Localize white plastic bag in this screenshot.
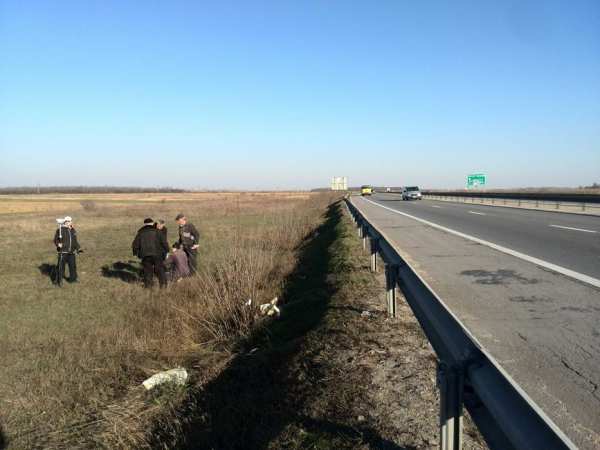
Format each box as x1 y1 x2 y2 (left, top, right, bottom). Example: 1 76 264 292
142 367 188 390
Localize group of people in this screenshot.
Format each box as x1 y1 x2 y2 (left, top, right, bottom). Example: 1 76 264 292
53 213 200 289
131 213 200 288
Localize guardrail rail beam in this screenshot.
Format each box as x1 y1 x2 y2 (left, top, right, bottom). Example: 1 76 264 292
343 197 575 450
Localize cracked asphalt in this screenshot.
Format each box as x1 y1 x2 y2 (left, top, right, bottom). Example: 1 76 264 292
352 195 600 450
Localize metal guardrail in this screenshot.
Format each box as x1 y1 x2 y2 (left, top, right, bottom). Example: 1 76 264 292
344 197 576 450
421 194 600 212
380 190 600 212
422 190 600 203
387 191 600 213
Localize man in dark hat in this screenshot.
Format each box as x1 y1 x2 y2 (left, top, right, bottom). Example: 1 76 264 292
175 213 200 274
132 218 169 288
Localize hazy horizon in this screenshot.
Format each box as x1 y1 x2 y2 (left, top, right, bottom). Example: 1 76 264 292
1 1 598 189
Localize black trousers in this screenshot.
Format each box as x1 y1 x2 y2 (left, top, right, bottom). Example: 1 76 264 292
142 256 167 288
185 248 198 274
56 252 77 285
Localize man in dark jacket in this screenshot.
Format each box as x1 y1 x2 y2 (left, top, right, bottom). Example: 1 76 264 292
175 213 200 274
53 216 80 286
132 218 169 289
155 219 168 261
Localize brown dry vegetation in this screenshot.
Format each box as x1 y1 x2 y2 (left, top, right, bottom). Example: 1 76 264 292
0 191 338 449
0 192 312 215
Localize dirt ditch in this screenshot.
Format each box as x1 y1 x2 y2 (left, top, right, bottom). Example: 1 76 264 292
177 203 486 450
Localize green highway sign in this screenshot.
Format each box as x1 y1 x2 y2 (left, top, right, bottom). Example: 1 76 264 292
467 173 486 188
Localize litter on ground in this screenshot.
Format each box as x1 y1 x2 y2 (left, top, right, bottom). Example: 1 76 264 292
142 367 188 390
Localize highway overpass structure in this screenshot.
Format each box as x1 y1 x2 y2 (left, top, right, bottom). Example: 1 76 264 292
348 193 599 450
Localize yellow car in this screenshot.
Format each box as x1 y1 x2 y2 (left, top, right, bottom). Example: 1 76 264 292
361 185 373 196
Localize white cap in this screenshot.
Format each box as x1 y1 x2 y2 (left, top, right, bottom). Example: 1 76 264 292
64 216 73 222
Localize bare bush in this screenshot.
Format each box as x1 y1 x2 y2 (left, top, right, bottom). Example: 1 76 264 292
0 191 340 449
80 200 97 211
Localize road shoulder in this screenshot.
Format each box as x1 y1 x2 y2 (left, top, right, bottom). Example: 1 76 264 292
351 195 600 450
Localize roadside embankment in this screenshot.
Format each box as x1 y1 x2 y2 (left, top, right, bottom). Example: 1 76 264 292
175 201 486 449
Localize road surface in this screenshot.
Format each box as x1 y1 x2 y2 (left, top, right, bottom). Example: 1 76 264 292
371 193 600 281
351 193 600 450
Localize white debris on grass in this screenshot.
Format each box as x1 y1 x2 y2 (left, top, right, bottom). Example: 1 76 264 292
142 367 188 390
259 296 280 317
361 310 372 317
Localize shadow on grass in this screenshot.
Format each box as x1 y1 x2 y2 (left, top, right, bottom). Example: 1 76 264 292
101 260 142 283
0 422 5 450
38 263 56 283
172 202 406 450
296 416 406 450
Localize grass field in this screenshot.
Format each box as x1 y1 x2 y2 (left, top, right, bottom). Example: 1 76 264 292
0 191 338 449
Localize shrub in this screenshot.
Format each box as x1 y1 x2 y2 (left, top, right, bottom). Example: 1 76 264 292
80 200 97 211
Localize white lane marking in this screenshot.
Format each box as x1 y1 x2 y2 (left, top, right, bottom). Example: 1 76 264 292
431 205 442 208
354 199 579 450
468 211 486 216
549 224 597 234
361 197 600 289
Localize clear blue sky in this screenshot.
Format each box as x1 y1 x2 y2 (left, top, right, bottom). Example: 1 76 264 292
1 1 598 189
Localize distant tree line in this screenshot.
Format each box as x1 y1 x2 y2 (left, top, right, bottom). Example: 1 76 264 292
583 182 600 189
0 186 187 194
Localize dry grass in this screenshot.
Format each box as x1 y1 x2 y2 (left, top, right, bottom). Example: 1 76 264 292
0 191 338 449
0 192 313 215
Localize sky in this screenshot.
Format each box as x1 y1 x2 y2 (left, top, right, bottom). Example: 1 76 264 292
1 0 599 190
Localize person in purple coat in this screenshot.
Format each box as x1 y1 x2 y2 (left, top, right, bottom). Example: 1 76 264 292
164 243 191 281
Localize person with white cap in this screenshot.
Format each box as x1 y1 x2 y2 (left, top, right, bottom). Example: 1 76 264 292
53 216 81 286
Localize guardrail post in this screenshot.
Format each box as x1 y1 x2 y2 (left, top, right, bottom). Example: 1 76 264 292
349 206 356 223
357 220 363 238
582 203 586 212
556 201 560 210
370 237 379 272
362 227 368 251
385 264 397 318
437 362 464 450
518 199 521 206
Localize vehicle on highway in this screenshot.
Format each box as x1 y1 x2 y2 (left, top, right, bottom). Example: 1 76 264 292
402 186 422 200
361 185 373 196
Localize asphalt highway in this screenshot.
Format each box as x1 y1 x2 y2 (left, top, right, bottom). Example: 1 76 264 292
369 193 600 282
352 194 600 449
